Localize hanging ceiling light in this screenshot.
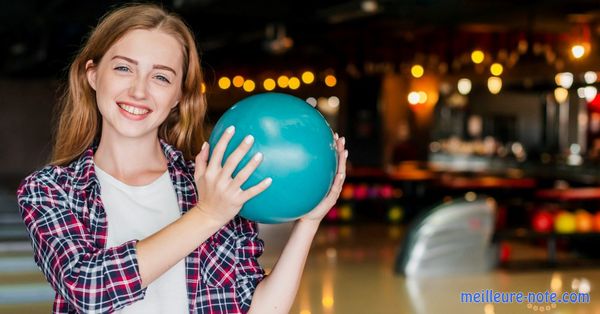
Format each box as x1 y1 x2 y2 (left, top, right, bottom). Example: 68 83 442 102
554 87 569 103
554 72 574 89
457 78 472 95
487 77 502 94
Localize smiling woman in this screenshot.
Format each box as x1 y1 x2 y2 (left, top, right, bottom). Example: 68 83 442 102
51 4 205 167
15 3 347 314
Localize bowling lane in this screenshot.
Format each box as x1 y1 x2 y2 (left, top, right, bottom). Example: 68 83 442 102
2 223 600 313
259 223 600 314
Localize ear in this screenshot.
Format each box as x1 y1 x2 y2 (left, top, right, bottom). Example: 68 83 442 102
172 93 181 109
85 60 97 91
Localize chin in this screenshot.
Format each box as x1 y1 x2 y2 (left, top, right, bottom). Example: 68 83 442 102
110 125 156 140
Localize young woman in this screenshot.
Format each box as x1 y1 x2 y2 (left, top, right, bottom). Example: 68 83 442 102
16 4 347 313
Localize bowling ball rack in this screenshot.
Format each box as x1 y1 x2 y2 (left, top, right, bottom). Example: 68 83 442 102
329 166 438 224
495 229 600 266
494 186 600 268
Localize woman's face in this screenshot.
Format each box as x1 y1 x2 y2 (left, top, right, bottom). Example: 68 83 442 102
86 29 184 140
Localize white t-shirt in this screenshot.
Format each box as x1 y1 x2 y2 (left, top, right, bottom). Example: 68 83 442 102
95 165 188 314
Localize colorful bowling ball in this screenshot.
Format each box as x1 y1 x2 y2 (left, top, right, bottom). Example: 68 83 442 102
499 242 511 263
367 185 380 199
594 212 600 232
326 206 339 221
379 184 393 199
575 209 593 233
554 211 576 234
353 184 369 200
531 210 554 233
208 93 337 223
340 184 354 200
339 204 353 221
388 206 404 223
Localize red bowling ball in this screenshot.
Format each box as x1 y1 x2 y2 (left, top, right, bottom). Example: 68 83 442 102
531 210 554 233
575 209 594 233
593 212 600 232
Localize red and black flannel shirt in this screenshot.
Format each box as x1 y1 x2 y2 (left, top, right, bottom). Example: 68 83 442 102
16 139 265 313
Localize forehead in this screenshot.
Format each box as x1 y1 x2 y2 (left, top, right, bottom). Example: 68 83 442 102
106 29 184 71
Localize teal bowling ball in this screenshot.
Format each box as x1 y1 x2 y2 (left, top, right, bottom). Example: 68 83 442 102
208 93 338 223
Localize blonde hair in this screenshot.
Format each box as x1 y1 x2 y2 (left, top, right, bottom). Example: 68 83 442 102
51 3 206 165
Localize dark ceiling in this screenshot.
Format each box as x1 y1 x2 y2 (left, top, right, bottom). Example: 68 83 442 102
3 0 600 79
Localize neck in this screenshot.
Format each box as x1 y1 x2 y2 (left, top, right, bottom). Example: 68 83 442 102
94 130 167 180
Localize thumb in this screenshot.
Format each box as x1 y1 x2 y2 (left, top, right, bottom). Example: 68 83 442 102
194 142 209 182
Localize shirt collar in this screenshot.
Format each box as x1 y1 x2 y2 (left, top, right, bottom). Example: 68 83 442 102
71 138 186 190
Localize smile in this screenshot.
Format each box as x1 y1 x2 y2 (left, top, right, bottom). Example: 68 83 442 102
117 103 150 115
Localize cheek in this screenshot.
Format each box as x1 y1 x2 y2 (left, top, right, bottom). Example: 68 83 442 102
153 87 180 110
96 73 126 100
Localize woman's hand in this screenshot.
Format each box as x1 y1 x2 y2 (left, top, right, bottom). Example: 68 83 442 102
300 133 348 222
193 126 272 226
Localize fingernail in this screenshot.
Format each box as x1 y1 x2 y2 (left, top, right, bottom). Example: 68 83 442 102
226 125 235 134
264 177 272 185
341 137 346 146
201 142 207 151
254 152 263 161
334 132 339 140
344 150 348 158
244 135 254 144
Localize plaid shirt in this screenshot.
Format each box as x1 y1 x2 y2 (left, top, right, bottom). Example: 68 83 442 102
16 139 265 313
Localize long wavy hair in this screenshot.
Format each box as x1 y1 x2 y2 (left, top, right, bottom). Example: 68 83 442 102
51 3 206 165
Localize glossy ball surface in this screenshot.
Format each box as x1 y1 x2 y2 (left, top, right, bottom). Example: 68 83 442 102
208 93 337 223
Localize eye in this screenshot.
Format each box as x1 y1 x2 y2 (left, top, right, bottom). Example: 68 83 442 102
114 65 131 72
154 74 171 84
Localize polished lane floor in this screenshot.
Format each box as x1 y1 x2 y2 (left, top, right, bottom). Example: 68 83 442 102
0 223 598 314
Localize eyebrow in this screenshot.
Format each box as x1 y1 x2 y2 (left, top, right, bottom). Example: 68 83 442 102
111 55 178 76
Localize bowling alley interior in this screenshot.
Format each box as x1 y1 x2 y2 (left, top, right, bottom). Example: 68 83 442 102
4 1 600 313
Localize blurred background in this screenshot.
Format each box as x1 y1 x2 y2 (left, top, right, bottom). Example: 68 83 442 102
2 0 600 313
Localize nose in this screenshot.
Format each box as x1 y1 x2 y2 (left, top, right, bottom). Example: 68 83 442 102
129 74 147 100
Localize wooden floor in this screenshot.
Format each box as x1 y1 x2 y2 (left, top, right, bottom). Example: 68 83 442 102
1 223 599 314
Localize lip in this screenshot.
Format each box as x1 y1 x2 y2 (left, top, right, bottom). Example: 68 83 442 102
116 101 153 121
117 101 152 111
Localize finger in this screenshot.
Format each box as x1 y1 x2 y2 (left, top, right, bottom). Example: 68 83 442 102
332 172 346 193
207 125 235 171
241 177 272 201
320 173 345 206
337 149 348 176
231 152 263 187
337 136 345 151
222 135 255 179
334 135 347 170
194 142 209 182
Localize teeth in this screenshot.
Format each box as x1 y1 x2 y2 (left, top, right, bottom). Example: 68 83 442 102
118 103 149 115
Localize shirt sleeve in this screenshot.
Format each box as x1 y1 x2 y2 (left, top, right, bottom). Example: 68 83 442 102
233 216 265 312
16 171 147 313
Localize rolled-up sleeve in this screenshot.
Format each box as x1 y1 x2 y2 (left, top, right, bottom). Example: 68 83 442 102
233 216 265 312
17 173 146 313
